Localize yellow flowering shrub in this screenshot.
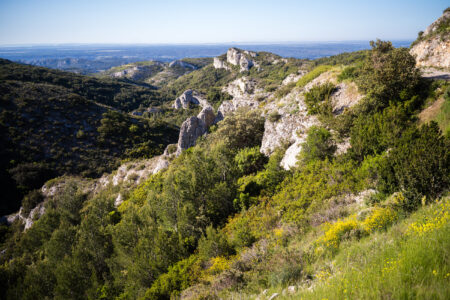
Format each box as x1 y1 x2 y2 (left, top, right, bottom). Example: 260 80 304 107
316 218 359 250
361 207 398 234
406 200 449 236
208 256 231 275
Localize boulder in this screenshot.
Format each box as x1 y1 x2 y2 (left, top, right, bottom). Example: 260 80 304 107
173 90 209 109
176 116 207 154
197 105 216 127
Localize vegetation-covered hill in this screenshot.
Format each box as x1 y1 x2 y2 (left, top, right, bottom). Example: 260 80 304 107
98 58 213 87
0 59 180 215
0 11 449 299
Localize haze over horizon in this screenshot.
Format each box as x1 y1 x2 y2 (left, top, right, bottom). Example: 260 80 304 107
0 0 448 45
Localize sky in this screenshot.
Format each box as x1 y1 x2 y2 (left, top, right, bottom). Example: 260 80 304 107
0 0 448 45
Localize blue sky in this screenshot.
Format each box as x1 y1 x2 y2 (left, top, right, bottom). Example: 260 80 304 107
0 0 448 45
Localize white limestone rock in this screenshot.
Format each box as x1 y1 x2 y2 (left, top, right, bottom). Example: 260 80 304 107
176 116 208 155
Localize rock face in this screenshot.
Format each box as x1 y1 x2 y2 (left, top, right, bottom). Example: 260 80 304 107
176 116 208 155
410 37 450 68
260 89 319 169
227 47 255 71
213 48 257 72
410 10 450 68
331 81 363 114
216 77 262 121
173 89 208 109
213 57 230 70
197 105 216 127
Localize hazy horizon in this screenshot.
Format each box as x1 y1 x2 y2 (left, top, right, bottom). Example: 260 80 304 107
0 0 447 45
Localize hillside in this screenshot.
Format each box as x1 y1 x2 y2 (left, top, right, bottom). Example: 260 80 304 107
0 11 449 300
0 59 181 215
98 58 212 87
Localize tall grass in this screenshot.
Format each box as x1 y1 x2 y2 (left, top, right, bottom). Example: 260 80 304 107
289 199 450 299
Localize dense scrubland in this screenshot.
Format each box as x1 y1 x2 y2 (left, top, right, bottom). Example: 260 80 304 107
0 31 449 300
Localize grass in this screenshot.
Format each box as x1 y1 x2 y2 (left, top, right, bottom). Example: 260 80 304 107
282 197 450 299
435 97 450 136
296 65 332 88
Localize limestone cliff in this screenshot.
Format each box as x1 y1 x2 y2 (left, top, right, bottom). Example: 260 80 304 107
410 9 450 69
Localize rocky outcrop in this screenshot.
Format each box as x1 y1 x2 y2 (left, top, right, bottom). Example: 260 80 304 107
216 77 263 121
282 71 307 85
197 105 216 127
172 89 208 109
213 48 257 72
410 37 450 68
331 81 363 114
176 116 208 155
410 10 450 69
227 48 255 71
175 105 219 155
213 57 230 70
260 89 319 169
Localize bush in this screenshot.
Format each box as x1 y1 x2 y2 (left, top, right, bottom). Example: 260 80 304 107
337 66 359 82
304 83 336 116
361 207 397 234
299 126 336 164
356 40 421 108
21 190 43 215
378 122 449 209
267 112 282 122
234 146 267 175
197 226 234 261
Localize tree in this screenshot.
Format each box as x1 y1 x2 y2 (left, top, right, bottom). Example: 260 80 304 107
299 126 336 164
357 39 421 109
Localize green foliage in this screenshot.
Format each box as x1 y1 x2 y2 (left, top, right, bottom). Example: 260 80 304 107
21 190 43 215
313 50 368 66
296 65 332 88
298 126 336 164
378 122 449 209
337 65 360 82
144 256 198 300
234 146 267 175
434 86 450 137
304 83 336 115
350 104 412 161
294 199 450 299
198 226 234 261
267 111 282 122
357 40 421 109
211 108 265 150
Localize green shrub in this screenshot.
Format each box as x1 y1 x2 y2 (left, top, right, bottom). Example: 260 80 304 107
356 40 420 108
304 83 336 115
298 126 336 164
197 226 234 261
378 122 449 209
21 190 43 215
267 111 282 122
337 66 359 82
234 146 267 175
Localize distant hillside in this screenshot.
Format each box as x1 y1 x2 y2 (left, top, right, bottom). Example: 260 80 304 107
98 58 212 87
0 59 179 215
